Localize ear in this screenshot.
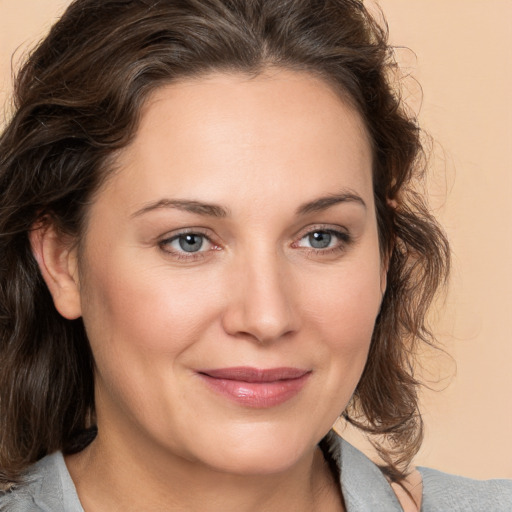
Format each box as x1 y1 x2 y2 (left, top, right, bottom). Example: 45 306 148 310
29 220 82 320
380 261 388 297
380 197 398 295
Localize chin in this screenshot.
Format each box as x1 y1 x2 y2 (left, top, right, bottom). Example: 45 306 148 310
183 422 325 476
204 447 310 476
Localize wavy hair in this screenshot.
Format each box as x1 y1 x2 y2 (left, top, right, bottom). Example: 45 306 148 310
0 0 449 485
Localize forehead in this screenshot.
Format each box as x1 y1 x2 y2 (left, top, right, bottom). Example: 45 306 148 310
103 69 374 215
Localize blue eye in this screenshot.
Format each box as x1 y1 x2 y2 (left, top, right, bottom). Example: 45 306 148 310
176 233 204 252
308 231 333 249
298 229 346 250
160 232 212 255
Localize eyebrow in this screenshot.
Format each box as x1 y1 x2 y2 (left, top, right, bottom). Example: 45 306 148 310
296 191 366 215
131 190 366 219
131 199 229 218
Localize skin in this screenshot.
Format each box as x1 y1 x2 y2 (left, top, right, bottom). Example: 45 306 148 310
32 68 407 511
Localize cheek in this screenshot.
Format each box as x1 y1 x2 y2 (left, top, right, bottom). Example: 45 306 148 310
283 255 383 431
303 259 383 343
79 248 222 362
78 251 226 434
299 254 383 388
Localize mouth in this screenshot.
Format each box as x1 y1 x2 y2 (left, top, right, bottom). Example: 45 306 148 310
196 366 311 408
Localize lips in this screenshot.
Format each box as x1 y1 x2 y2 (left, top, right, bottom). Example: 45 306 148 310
197 366 311 408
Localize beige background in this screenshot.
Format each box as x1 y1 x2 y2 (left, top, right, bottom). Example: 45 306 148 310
1 0 511 479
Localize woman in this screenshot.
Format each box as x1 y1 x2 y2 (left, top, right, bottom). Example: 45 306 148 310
0 0 510 510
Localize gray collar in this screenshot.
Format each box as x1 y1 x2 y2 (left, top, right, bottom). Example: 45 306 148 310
323 431 403 512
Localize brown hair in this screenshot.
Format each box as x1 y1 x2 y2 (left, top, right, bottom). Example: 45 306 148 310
0 0 449 485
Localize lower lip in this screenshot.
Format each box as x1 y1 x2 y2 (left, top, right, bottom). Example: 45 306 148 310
198 373 311 408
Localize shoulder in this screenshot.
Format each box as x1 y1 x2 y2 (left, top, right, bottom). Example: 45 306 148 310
323 433 405 511
0 452 78 512
323 431 512 512
418 466 512 512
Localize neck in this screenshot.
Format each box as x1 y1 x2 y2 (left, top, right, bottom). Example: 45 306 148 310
65 430 343 512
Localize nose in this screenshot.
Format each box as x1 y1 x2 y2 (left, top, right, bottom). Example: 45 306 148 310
221 251 300 344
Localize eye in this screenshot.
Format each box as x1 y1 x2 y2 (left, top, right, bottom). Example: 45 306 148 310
294 228 350 253
159 231 216 257
174 233 206 253
303 231 335 249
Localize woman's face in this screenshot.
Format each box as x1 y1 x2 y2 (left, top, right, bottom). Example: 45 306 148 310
75 69 385 474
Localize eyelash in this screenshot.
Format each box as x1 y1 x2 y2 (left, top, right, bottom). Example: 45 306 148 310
158 228 217 261
292 227 351 257
158 226 352 261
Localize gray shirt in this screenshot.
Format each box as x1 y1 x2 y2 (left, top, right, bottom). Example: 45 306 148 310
1 433 511 511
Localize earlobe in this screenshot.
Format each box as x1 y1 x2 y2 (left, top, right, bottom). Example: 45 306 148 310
379 247 391 297
29 221 82 320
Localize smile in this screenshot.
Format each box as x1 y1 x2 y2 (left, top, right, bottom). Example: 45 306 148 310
196 367 312 408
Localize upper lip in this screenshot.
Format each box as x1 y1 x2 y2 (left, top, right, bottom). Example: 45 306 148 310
198 367 310 383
